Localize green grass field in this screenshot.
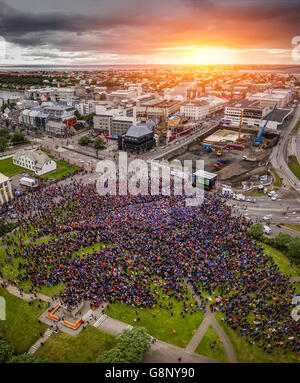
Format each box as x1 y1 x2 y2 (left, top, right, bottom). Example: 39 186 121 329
41 160 80 180
195 325 228 363
288 155 300 180
272 170 282 187
106 287 204 348
258 241 299 277
0 157 33 177
281 223 300 233
215 311 299 363
291 118 300 134
36 326 117 363
0 287 48 354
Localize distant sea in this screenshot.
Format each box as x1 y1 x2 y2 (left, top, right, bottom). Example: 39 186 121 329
0 64 300 73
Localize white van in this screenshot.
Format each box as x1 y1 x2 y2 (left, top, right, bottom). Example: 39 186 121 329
263 225 272 234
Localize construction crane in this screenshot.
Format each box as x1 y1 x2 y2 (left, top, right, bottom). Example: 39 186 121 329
254 103 277 147
238 109 243 140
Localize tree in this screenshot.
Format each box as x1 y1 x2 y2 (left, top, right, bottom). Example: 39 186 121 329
288 237 300 264
0 128 10 138
94 137 105 158
274 232 292 251
0 339 15 363
248 223 264 239
8 354 51 363
97 327 151 363
78 136 89 146
11 132 25 144
0 136 8 152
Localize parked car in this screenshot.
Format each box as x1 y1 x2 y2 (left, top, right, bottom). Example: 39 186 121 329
263 214 273 221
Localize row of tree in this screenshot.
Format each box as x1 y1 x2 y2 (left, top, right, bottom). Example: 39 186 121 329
78 135 106 158
0 129 27 152
97 327 151 363
248 223 300 264
0 335 50 363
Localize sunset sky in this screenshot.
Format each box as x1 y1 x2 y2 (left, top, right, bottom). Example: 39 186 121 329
0 0 299 65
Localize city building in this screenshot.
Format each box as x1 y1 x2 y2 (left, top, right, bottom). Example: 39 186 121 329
247 90 290 108
111 116 135 137
224 100 273 129
13 149 57 176
93 109 121 135
122 123 156 153
0 173 13 205
136 100 182 120
180 100 209 120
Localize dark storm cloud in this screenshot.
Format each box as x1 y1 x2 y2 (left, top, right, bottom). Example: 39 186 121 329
0 0 299 57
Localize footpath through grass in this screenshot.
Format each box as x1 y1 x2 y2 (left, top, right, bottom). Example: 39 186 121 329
106 286 204 348
195 325 228 363
0 287 48 354
288 155 300 180
215 311 299 363
36 326 117 363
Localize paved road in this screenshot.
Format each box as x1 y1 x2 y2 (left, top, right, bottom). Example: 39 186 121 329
270 105 300 193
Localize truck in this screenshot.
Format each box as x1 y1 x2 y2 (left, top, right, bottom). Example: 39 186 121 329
226 143 244 150
19 177 37 188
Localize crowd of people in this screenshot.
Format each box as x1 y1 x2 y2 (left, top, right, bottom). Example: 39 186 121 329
0 179 299 356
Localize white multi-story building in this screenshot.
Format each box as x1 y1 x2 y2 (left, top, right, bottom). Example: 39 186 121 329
224 100 273 128
13 149 57 176
180 96 227 120
247 90 290 108
0 173 13 205
180 101 209 120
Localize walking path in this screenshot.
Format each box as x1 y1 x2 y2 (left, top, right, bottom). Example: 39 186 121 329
186 284 237 363
28 328 54 355
0 277 52 303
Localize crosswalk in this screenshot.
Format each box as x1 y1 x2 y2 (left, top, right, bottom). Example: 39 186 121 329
82 309 93 321
93 314 107 328
28 328 53 354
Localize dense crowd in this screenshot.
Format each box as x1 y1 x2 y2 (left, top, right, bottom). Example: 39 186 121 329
0 179 299 355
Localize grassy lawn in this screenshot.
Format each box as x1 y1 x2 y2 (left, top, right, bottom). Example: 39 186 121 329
245 190 265 197
280 223 300 233
291 118 300 134
258 241 299 277
195 325 228 363
41 160 80 180
36 326 117 363
0 157 33 177
288 155 300 180
215 311 299 363
106 288 204 348
272 170 282 187
0 287 48 354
